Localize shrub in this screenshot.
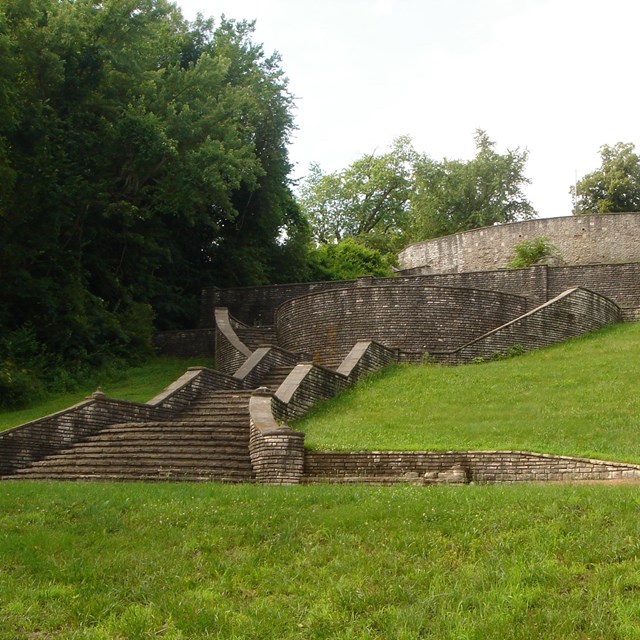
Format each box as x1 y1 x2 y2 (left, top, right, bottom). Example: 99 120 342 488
506 236 559 268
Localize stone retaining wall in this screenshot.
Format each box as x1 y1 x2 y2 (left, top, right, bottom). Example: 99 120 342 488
275 285 528 365
202 263 640 330
303 450 640 483
398 212 640 273
249 341 398 484
152 329 215 357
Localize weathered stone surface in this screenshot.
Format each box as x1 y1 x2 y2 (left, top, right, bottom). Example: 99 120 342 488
303 451 640 484
275 285 527 365
398 212 640 273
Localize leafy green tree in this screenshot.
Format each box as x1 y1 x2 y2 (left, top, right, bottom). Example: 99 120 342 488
408 130 536 240
0 0 303 405
571 142 640 214
298 136 417 253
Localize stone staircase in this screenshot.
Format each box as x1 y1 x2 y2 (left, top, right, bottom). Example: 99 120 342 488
258 365 296 391
8 390 256 482
236 325 276 350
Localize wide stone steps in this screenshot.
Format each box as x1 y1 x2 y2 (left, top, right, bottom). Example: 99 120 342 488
10 389 256 483
8 467 252 482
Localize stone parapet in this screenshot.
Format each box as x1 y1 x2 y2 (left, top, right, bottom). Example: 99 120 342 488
398 212 640 273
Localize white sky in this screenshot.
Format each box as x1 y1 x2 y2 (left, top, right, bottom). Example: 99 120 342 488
177 0 640 218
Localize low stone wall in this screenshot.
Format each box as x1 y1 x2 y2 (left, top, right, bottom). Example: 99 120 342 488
275 285 528 365
398 212 640 273
303 450 640 483
433 287 622 364
275 364 350 421
152 329 215 357
248 389 305 485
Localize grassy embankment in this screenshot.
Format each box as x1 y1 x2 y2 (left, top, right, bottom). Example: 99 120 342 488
2 481 640 639
3 327 640 637
0 356 213 432
296 322 640 464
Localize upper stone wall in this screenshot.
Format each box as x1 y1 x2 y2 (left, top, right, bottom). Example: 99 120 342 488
398 212 640 273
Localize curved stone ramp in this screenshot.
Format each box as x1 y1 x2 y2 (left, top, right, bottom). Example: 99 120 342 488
430 287 622 364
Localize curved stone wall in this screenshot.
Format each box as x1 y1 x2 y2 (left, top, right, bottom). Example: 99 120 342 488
398 212 640 274
275 285 528 364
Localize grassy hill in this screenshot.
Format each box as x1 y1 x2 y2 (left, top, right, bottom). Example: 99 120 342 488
296 322 640 464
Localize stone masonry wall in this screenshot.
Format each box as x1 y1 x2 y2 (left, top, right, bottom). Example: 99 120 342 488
398 212 640 273
201 262 640 332
303 451 640 483
275 285 527 365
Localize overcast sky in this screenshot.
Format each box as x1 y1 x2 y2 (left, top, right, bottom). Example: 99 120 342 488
176 0 639 218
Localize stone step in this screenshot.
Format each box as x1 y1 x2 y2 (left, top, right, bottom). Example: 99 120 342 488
178 408 249 418
87 431 249 443
258 366 294 389
39 445 251 459
317 359 341 370
10 468 254 482
236 326 276 350
21 456 253 471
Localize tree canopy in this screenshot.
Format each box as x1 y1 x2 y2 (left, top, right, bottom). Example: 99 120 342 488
298 136 417 253
571 142 640 214
0 0 306 405
407 130 535 240
298 131 536 258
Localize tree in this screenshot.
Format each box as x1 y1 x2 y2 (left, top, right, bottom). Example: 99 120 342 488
298 136 417 253
571 142 640 214
0 0 304 405
408 130 536 240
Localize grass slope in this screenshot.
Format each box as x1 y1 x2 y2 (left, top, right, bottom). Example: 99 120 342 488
296 322 640 463
2 482 640 639
0 356 213 432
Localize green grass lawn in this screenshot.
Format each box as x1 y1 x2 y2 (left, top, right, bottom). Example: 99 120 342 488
2 481 640 639
0 356 213 432
296 322 640 463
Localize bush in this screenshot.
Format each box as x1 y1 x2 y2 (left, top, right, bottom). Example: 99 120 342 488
308 238 394 280
506 236 559 269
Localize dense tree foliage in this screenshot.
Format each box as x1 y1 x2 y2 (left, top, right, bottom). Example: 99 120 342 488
298 131 536 259
298 136 417 254
571 142 640 214
408 130 535 240
0 0 305 405
308 238 393 281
